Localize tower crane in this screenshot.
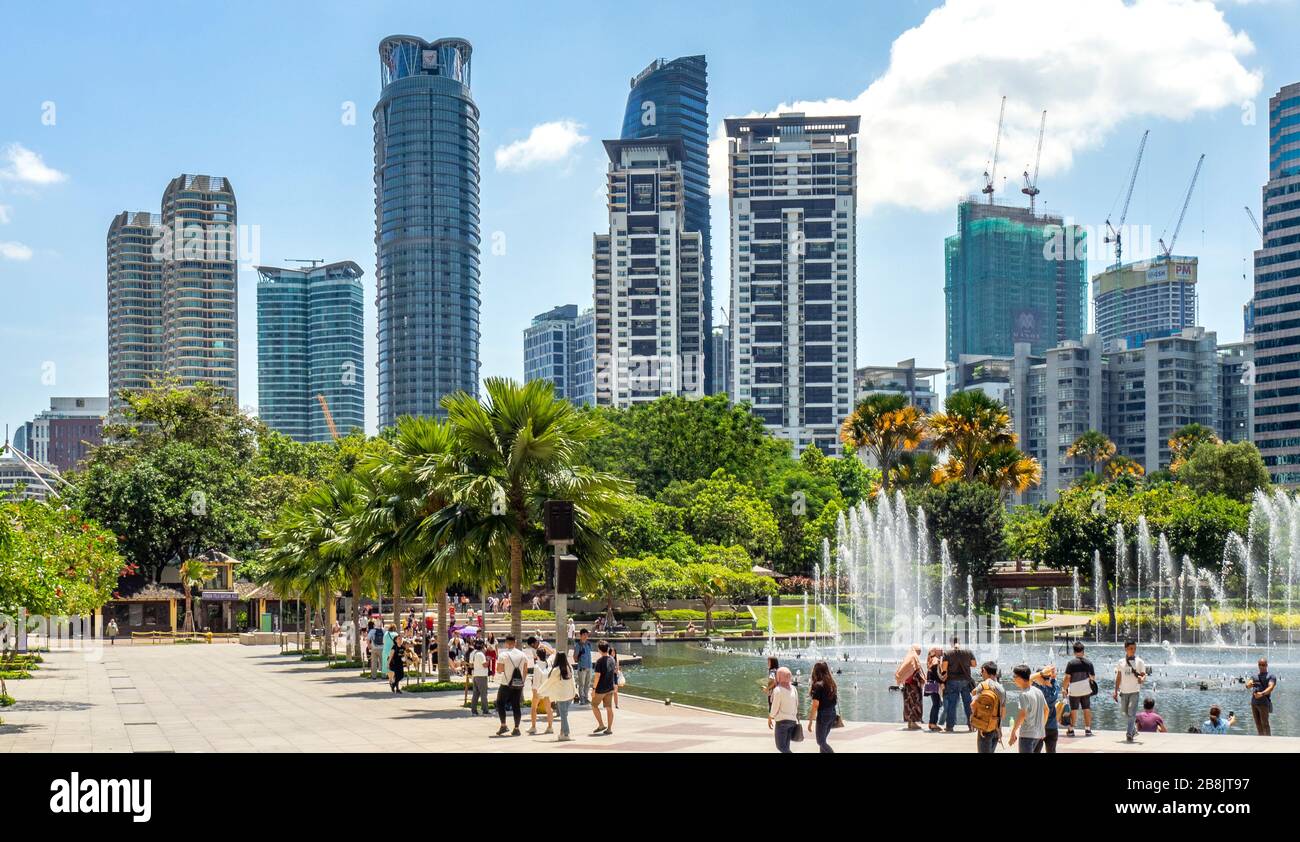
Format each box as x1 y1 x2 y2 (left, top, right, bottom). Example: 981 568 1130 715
1158 153 1205 260
1022 110 1047 213
981 96 1007 205
1245 206 1263 241
315 393 341 441
1104 130 1149 267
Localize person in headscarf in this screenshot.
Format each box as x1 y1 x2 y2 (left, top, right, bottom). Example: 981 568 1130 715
767 666 801 752
895 644 925 730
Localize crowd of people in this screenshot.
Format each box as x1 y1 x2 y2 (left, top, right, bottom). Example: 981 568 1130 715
341 601 1282 752
352 616 626 743
881 637 1280 753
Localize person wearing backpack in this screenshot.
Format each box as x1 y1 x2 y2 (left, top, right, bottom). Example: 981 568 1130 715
970 661 1006 753
494 634 528 737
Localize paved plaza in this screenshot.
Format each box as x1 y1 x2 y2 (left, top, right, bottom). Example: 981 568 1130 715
1 643 1295 753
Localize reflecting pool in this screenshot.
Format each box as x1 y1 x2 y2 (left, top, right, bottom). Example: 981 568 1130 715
621 638 1293 736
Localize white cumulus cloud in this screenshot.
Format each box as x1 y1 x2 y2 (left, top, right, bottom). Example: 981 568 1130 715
0 241 34 260
709 0 1262 213
495 120 589 172
0 143 68 185
0 204 12 224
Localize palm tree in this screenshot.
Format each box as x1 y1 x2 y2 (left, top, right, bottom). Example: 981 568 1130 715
839 393 927 494
927 390 1018 483
178 558 214 633
350 417 459 680
259 483 353 655
426 378 633 639
1168 423 1220 471
1066 430 1116 476
1105 455 1145 480
970 444 1043 500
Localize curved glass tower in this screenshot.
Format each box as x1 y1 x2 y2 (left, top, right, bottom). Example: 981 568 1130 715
374 35 481 426
621 56 713 393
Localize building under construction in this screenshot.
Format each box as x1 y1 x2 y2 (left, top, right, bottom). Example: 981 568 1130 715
1092 255 1198 352
944 199 1088 364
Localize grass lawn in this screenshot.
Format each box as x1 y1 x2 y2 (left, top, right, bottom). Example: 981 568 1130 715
754 604 863 635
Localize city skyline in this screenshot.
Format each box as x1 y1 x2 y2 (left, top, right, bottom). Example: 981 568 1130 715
2 0 1298 439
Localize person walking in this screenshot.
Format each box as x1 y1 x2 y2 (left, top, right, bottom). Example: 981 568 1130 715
768 666 801 753
1135 697 1167 733
590 641 618 736
924 647 944 732
1061 641 1096 737
572 629 593 706
380 623 397 683
808 660 839 754
106 618 119 646
468 639 491 715
1247 658 1278 736
1113 640 1147 743
527 638 552 735
940 636 977 732
1009 664 1047 754
1030 664 1061 753
387 632 406 693
367 620 383 679
895 644 925 730
494 634 528 737
538 651 576 742
970 661 1005 753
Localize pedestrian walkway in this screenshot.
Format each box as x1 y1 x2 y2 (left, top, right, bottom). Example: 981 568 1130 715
1 645 1294 753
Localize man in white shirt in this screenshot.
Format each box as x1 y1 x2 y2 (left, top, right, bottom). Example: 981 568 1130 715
1112 640 1147 743
495 635 529 737
468 640 490 715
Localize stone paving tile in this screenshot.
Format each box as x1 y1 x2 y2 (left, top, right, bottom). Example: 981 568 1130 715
5 644 1300 754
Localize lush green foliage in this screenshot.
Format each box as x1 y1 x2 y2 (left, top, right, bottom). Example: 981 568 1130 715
908 481 1005 584
1176 440 1270 503
0 498 123 616
581 395 790 496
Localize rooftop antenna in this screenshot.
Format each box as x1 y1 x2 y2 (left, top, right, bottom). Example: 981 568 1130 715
1022 110 1047 214
1158 153 1205 259
982 96 1007 205
1104 129 1149 268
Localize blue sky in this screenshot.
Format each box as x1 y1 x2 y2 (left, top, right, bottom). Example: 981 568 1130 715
2 0 1299 438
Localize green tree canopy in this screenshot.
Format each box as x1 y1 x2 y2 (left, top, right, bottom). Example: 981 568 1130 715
581 395 790 496
658 469 781 561
1176 440 1270 502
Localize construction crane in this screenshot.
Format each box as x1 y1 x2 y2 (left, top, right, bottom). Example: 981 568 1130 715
288 258 325 269
982 96 1007 205
1104 130 1149 268
1245 206 1263 241
315 393 340 441
1158 153 1205 259
1022 110 1047 213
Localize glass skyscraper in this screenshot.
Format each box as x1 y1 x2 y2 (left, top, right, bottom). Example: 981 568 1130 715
257 262 365 443
945 200 1087 363
1253 81 1300 485
621 56 713 393
107 174 237 408
523 304 595 406
374 35 481 427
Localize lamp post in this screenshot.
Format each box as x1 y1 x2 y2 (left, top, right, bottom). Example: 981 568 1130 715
544 500 577 654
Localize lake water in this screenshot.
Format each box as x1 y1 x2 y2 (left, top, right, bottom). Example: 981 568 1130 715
621 638 1294 736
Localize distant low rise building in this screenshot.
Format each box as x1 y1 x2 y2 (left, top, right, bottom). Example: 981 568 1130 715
995 327 1250 503
14 397 108 473
854 360 941 414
